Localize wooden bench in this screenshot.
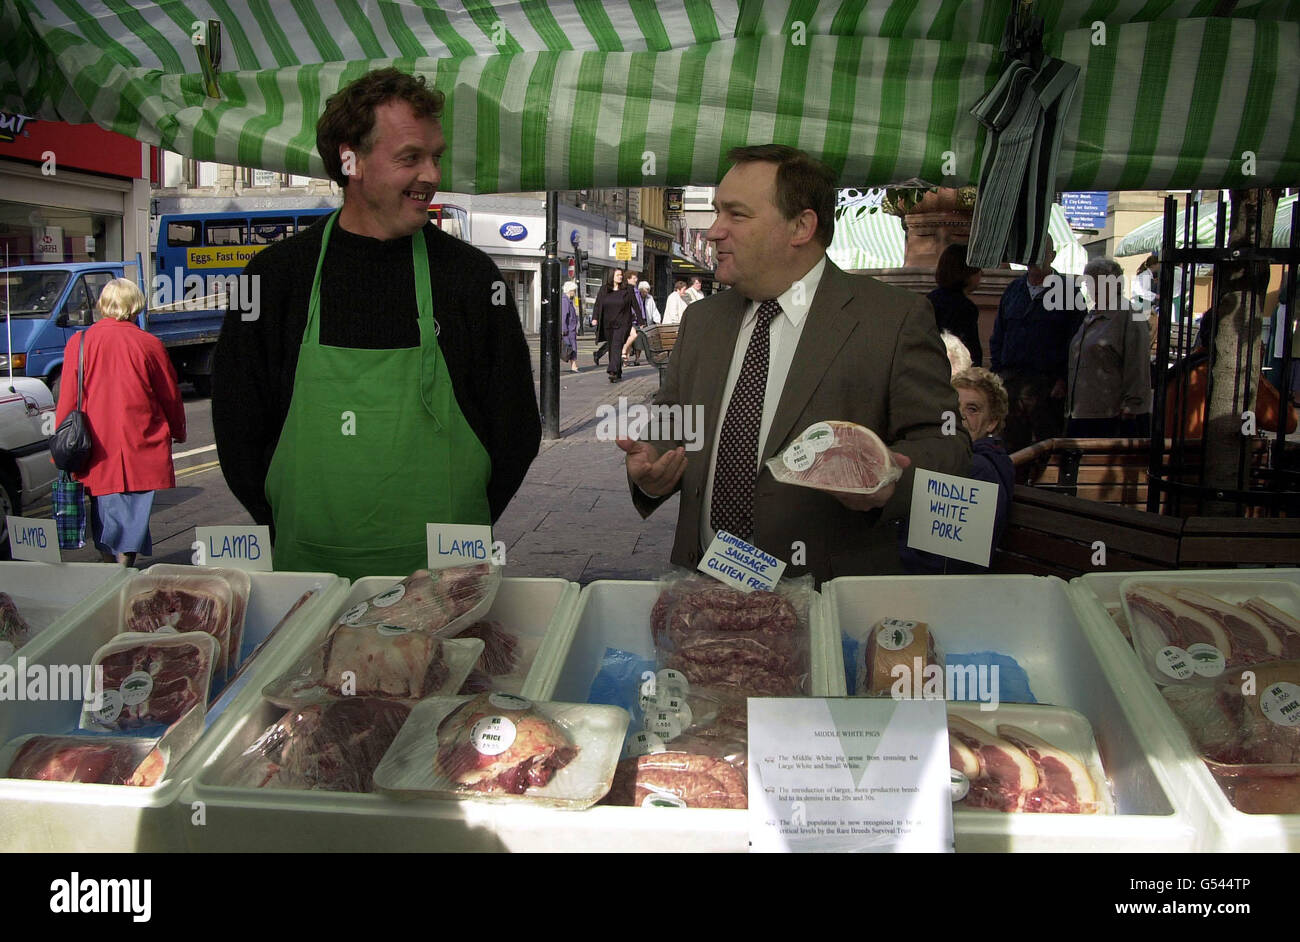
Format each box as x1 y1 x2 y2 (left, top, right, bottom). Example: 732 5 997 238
642 324 678 385
991 486 1183 580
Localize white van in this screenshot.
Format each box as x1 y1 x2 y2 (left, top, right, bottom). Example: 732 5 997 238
0 377 57 556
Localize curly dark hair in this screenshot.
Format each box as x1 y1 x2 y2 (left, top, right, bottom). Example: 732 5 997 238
316 68 445 188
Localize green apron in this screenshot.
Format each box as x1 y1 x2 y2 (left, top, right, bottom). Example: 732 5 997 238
265 211 492 581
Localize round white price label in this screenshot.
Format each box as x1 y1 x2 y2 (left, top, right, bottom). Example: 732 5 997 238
489 693 531 711
1185 643 1226 678
876 623 914 652
801 422 836 453
641 788 688 809
1154 645 1195 681
782 441 816 472
1260 682 1300 728
119 671 153 706
372 584 405 608
950 769 970 802
375 623 413 637
341 601 369 625
470 715 517 756
93 689 124 726
644 710 682 742
624 731 667 759
657 669 689 697
656 693 693 729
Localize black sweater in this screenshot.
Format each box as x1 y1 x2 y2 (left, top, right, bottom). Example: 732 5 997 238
212 217 540 530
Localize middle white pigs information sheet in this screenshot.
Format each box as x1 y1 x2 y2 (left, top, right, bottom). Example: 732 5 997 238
748 698 952 853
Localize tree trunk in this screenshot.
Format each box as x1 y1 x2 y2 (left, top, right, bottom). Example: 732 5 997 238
1203 188 1278 515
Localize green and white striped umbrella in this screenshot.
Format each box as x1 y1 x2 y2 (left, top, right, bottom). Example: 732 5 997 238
3 1 1298 194
831 202 1086 274
1116 193 1297 255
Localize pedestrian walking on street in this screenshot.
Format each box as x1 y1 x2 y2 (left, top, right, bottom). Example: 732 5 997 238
54 278 186 567
594 268 634 382
662 279 689 325
928 242 984 367
562 281 580 372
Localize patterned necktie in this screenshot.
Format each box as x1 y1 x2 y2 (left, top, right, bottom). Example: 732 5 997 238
711 299 781 541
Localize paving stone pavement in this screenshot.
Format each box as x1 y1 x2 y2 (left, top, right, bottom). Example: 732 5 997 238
505 335 681 583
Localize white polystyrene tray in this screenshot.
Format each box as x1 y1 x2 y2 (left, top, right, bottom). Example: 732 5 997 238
947 701 1115 816
0 570 346 851
175 576 583 851
0 562 130 664
1069 569 1300 851
822 575 1194 852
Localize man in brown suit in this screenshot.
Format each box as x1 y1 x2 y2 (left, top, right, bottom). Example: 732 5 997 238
619 145 969 583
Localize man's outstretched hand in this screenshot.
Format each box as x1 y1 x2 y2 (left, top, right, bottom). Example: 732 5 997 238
826 451 911 512
619 437 687 498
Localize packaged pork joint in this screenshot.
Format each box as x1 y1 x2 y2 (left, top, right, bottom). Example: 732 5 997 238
650 570 813 697
1122 579 1300 687
765 420 901 495
261 565 497 706
857 618 944 697
373 693 627 808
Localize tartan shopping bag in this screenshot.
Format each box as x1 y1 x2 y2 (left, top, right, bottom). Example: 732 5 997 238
53 471 87 550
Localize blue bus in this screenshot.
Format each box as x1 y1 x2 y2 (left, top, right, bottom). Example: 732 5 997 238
156 203 470 279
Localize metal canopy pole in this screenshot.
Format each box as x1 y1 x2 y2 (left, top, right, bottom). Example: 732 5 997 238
540 191 560 440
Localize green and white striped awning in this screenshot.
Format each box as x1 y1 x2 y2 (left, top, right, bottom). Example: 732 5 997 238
3 2 1298 194
1116 193 1298 255
830 202 1087 274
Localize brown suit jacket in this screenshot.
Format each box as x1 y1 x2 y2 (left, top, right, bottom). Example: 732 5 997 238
631 258 971 584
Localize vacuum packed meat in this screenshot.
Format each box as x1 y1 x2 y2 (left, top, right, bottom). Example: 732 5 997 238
83 632 217 731
220 698 411 792
948 715 1039 812
765 420 901 495
122 574 235 684
435 693 578 795
143 565 251 678
459 620 520 676
0 593 34 653
1241 598 1300 659
5 735 162 786
1170 587 1283 663
858 618 941 696
997 725 1099 814
650 574 808 696
320 626 448 699
606 750 747 809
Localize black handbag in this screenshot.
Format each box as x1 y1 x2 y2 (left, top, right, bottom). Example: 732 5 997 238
50 335 93 473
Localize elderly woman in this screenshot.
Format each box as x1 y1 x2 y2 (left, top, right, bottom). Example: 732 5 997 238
1067 256 1152 438
899 367 1015 574
561 281 580 372
53 278 186 566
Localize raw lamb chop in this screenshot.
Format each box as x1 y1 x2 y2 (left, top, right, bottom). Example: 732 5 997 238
605 750 748 809
6 736 161 786
0 593 34 652
225 699 411 792
1170 587 1283 664
320 625 447 699
90 635 215 730
342 566 492 637
124 577 233 682
997 725 1099 814
435 694 578 794
1241 598 1300 659
947 716 1038 812
1125 584 1233 660
768 420 900 495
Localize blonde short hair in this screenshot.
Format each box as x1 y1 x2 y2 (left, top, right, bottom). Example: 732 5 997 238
940 330 972 376
97 278 146 321
952 366 1010 434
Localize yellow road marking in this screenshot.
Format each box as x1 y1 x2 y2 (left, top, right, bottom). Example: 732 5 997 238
176 459 221 479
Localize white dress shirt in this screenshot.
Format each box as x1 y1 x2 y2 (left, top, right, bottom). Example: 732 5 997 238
699 256 827 551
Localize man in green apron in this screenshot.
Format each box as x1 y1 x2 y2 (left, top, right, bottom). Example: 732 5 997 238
213 69 540 581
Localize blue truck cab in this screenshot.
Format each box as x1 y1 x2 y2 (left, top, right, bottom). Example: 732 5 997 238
0 259 225 401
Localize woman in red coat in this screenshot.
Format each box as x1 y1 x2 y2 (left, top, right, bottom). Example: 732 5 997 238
54 278 186 565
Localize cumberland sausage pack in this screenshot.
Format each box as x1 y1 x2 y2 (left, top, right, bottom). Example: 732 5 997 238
766 420 901 496
650 570 813 696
